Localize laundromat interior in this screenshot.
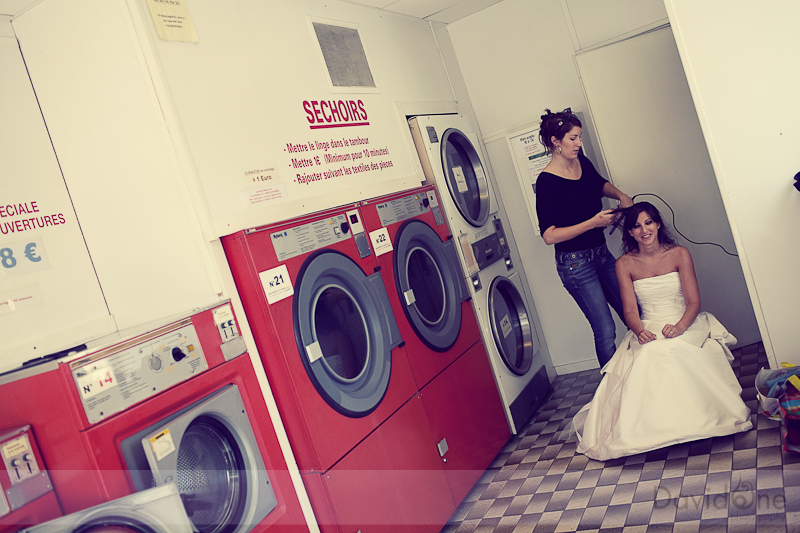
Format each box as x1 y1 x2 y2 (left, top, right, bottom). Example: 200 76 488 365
2 0 799 532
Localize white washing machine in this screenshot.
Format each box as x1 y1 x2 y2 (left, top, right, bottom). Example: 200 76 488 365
20 484 193 533
409 114 550 434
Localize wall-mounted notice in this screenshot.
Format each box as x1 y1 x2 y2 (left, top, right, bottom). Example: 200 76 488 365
240 166 286 208
284 101 396 191
506 124 551 237
145 0 198 43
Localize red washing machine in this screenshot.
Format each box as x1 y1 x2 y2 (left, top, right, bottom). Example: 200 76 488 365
0 426 62 532
0 362 107 527
2 303 309 533
360 186 509 505
359 185 480 389
222 205 455 532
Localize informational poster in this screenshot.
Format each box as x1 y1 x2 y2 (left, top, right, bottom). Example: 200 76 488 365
144 0 198 43
506 124 551 236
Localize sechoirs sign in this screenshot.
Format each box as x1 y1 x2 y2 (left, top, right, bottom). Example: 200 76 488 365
303 99 369 129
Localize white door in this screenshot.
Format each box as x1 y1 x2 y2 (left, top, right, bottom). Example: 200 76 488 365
0 26 113 370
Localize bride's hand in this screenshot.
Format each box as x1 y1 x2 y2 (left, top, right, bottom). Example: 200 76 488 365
662 323 685 338
636 329 657 344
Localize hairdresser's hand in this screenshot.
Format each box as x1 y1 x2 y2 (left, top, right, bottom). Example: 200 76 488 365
593 209 618 228
618 193 634 208
662 323 686 339
636 329 658 344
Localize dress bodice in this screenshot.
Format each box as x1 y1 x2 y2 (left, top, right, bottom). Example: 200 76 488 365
633 271 685 322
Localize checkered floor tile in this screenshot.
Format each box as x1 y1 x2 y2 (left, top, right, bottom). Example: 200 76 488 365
441 342 800 533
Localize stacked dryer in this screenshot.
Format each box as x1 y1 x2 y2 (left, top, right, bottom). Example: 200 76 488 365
359 185 509 504
409 114 551 434
222 205 455 533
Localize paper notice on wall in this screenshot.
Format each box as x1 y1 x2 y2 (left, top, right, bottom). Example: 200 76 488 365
241 185 287 207
0 286 42 315
241 166 286 207
145 0 198 43
506 124 552 237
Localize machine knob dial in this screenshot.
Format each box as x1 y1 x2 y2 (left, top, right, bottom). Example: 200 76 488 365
150 355 163 372
22 453 32 463
340 222 350 234
10 458 20 467
172 347 187 362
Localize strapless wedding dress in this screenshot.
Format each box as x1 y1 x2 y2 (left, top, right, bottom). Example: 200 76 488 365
573 272 752 461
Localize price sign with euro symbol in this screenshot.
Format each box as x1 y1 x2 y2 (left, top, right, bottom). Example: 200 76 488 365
0 238 50 276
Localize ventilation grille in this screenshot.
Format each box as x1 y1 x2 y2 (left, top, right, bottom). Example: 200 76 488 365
313 22 376 88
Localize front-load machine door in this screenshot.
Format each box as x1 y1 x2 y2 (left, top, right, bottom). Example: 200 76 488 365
126 385 277 533
440 127 491 229
393 219 468 353
294 249 402 418
20 484 192 533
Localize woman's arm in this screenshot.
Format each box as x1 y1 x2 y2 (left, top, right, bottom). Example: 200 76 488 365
541 209 617 245
616 256 657 344
602 182 634 208
663 247 701 337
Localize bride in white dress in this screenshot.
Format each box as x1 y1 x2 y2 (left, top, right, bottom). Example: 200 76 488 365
573 202 752 461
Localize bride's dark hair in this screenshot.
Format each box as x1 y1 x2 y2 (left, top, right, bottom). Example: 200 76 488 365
620 202 677 254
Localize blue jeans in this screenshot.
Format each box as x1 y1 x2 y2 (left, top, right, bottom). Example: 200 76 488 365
555 244 624 367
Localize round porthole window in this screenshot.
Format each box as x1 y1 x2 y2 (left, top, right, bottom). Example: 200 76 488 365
488 276 533 376
294 250 394 417
312 284 370 383
441 128 490 228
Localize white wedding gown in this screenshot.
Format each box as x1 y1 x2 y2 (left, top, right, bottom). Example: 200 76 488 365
573 272 753 461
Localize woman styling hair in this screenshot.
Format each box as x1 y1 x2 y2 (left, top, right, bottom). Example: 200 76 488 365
535 108 634 366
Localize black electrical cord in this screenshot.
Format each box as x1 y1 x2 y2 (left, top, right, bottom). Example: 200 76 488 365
612 193 738 257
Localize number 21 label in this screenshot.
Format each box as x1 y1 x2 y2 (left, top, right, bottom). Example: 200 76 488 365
259 264 294 305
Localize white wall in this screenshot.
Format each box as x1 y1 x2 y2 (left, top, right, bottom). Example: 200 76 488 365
448 0 759 372
665 0 800 367
123 0 457 236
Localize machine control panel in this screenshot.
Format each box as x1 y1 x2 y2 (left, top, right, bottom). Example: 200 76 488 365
471 232 505 271
0 426 53 515
269 212 368 261
70 319 208 425
492 218 513 270
375 192 430 226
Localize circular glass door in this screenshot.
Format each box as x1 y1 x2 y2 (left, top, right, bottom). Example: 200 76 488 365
294 249 393 417
175 417 245 533
394 219 462 352
488 276 533 376
440 128 490 227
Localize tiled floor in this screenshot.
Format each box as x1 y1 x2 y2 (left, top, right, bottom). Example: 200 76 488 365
441 342 800 533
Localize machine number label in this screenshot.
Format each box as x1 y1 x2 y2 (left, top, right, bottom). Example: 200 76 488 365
0 238 50 276
500 314 513 339
452 166 469 193
259 264 294 304
75 359 118 399
149 429 176 461
369 228 392 257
